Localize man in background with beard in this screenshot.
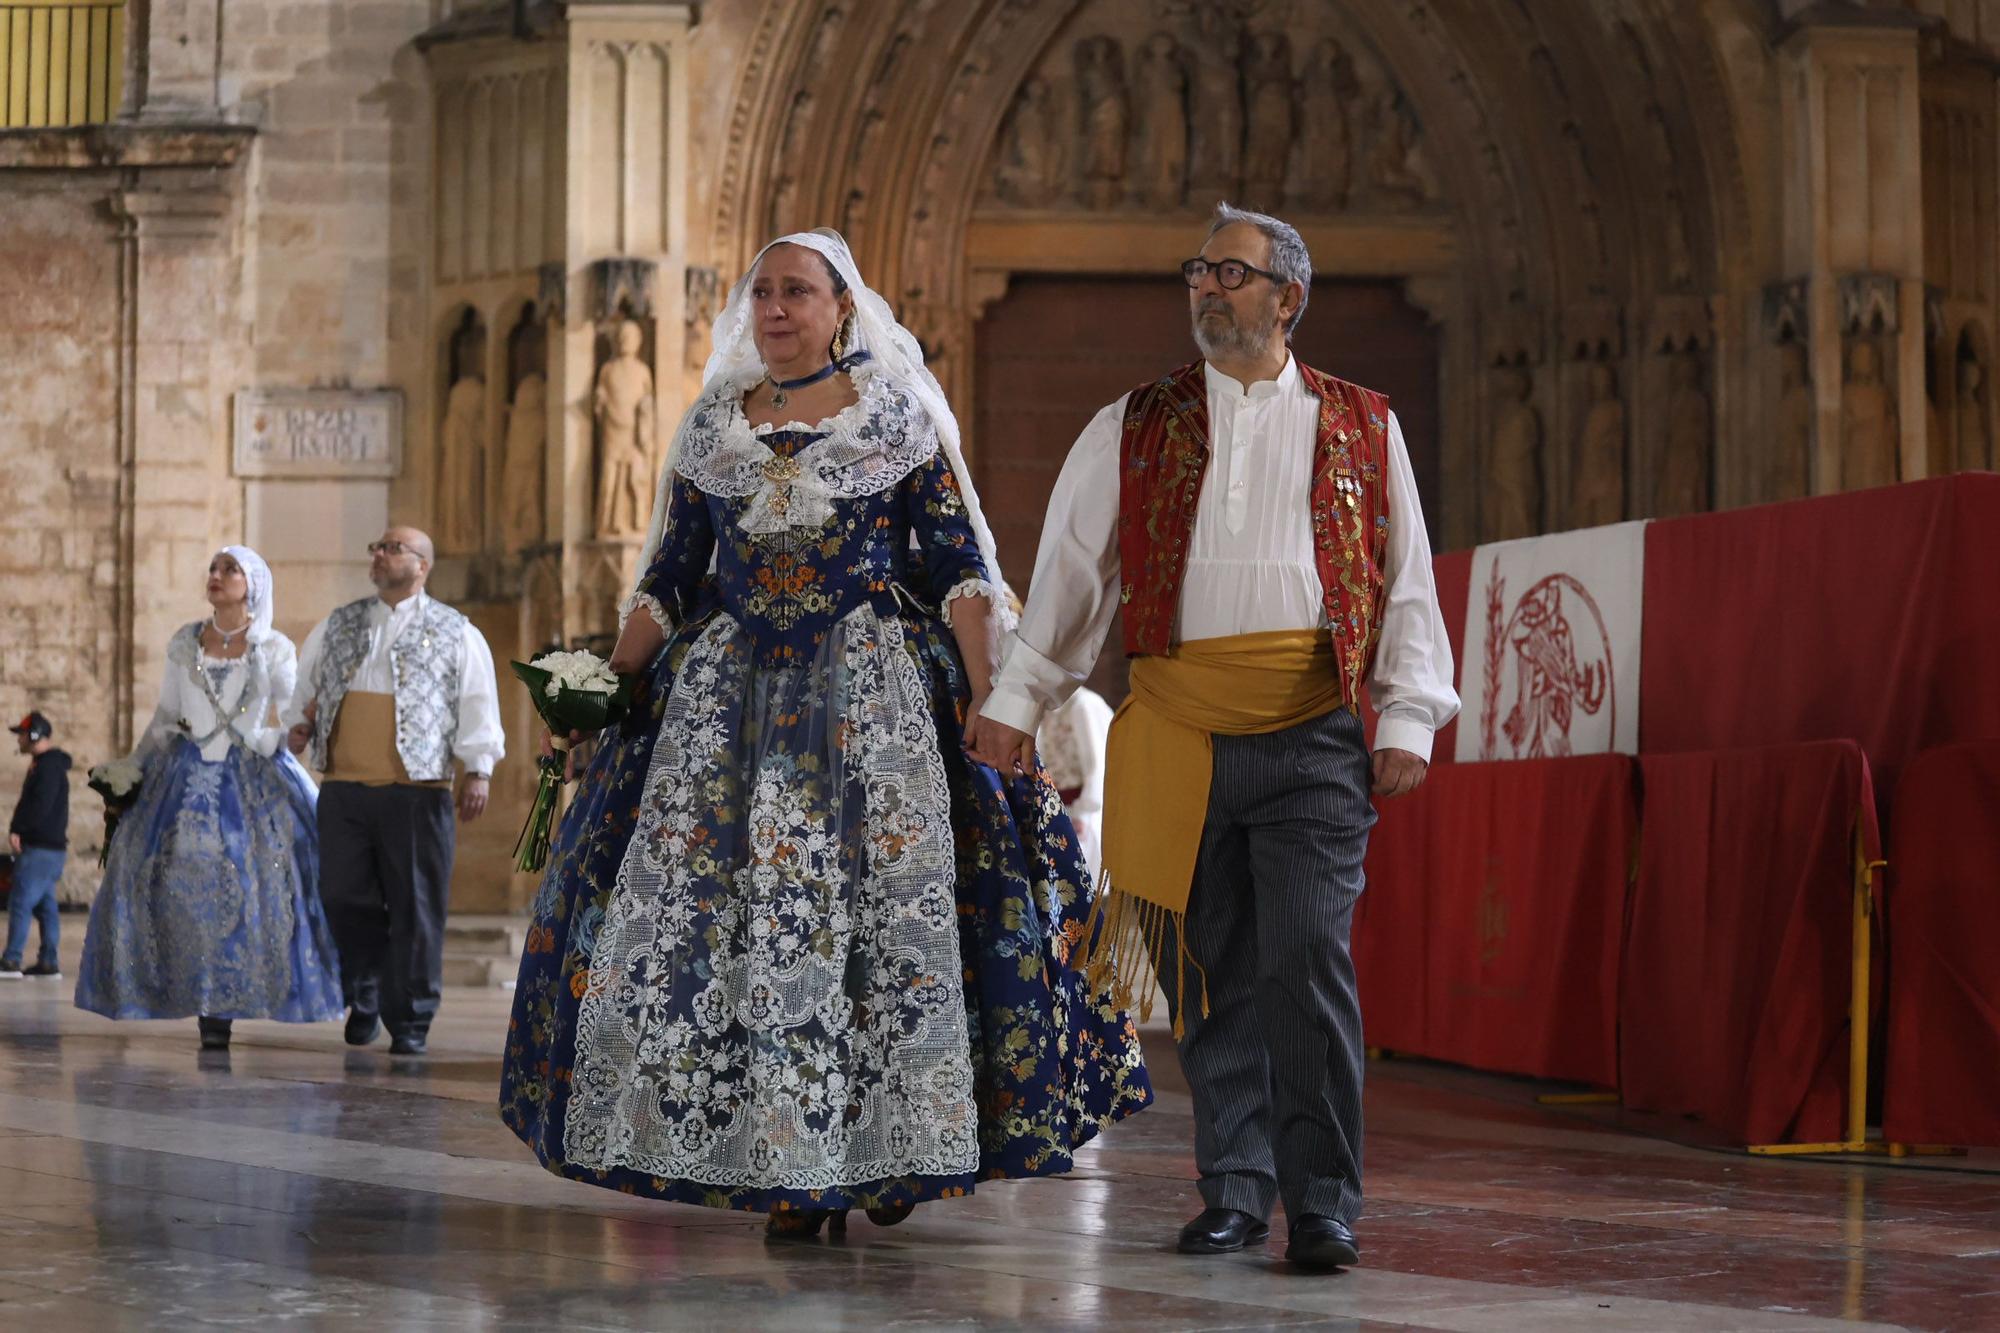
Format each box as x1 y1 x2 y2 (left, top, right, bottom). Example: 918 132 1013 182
969 205 1458 1272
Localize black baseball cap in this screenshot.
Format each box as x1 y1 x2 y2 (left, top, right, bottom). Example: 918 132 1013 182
8 712 51 740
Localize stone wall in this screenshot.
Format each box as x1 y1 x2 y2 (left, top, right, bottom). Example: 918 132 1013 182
224 0 437 647
0 0 441 903
0 180 128 901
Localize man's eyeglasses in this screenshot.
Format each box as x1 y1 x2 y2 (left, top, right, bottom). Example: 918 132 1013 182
1181 257 1284 291
367 540 413 557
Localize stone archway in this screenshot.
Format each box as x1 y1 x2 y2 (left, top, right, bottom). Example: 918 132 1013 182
706 0 1775 549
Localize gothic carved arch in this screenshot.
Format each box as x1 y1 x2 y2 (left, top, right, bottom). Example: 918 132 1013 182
706 0 1762 542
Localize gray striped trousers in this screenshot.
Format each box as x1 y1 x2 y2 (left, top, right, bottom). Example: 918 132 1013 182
1158 706 1377 1227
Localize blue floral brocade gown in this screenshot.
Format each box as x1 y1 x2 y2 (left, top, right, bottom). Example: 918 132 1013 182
499 377 1151 1213
75 629 342 1023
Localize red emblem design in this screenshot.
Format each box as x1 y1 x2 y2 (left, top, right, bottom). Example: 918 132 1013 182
1478 562 1614 761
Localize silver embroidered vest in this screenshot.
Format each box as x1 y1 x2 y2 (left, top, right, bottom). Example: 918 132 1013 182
309 595 466 781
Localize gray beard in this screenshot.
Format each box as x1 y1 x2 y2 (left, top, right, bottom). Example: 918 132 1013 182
1191 306 1279 362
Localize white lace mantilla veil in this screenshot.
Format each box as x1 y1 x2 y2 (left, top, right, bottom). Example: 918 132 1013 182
624 228 1014 630
217 544 277 646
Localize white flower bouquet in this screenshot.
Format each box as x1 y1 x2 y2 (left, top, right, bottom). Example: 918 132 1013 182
509 649 632 873
87 757 145 866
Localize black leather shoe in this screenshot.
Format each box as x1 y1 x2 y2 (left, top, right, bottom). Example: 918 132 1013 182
388 1033 427 1057
1286 1215 1360 1270
1176 1207 1270 1254
345 1009 380 1047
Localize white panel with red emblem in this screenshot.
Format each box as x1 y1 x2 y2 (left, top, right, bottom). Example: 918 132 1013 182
1453 521 1647 763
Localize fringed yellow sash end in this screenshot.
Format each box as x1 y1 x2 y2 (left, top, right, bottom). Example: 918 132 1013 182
1067 628 1342 1034
1072 873 1211 1039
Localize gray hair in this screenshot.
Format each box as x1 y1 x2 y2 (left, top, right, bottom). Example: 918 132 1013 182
1204 202 1311 337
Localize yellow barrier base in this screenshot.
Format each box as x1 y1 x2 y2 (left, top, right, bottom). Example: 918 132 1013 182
1749 1139 1966 1157
1749 1140 1893 1157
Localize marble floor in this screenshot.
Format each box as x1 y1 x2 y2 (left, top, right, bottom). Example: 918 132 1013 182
3 928 1997 1331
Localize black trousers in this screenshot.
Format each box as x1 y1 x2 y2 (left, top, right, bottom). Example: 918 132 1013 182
318 781 456 1037
1158 708 1378 1228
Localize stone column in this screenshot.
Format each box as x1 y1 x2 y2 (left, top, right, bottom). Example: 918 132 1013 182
110 187 242 747
555 3 693 642
417 3 693 914
1778 12 1929 492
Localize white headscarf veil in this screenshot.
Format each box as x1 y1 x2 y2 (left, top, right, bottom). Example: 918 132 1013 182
216 544 276 645
632 229 1010 620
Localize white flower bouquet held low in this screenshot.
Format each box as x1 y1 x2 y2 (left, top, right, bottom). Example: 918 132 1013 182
87 758 146 867
509 649 632 873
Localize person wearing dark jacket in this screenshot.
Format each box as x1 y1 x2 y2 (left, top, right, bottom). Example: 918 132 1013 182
4 712 69 979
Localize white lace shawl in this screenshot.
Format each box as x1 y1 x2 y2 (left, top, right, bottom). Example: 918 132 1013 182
673 361 938 536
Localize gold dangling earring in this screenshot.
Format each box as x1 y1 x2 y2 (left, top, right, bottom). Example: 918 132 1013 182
831 313 852 363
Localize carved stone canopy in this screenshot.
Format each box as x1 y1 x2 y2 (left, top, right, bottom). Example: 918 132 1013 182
1649 294 1715 354
1838 272 1901 336
1562 301 1625 362
1763 277 1809 343
1487 301 1546 369
587 257 658 323
538 261 568 325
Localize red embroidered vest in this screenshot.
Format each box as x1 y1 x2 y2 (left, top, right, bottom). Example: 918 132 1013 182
1116 359 1393 711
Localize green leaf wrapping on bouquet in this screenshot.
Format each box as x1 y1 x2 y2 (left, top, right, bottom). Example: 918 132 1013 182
508 661 633 735
507 659 632 874
97 808 120 868
514 754 566 874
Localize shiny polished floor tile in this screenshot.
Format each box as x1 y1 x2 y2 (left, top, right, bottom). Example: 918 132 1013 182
1 932 1993 1331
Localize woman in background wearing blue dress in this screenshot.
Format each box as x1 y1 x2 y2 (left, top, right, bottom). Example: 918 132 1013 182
500 229 1150 1237
75 546 342 1049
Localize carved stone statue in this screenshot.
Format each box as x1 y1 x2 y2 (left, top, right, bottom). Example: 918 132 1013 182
995 76 1065 208
501 371 547 549
438 315 487 553
1134 33 1189 211
1840 338 1898 491
1293 38 1355 211
1957 357 1991 471
594 319 657 540
1240 31 1295 209
1484 366 1544 540
1075 36 1130 209
1571 363 1627 528
1774 340 1812 501
1361 66 1428 209
1655 353 1712 517
1186 8 1245 197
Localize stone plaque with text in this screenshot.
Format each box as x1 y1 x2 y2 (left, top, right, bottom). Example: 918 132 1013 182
233 389 404 479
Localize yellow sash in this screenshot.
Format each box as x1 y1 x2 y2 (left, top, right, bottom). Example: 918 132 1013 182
1082 629 1344 1033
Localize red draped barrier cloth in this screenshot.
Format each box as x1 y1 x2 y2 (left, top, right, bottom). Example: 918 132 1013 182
1639 475 2000 815
1355 755 1635 1085
1883 740 2000 1147
1621 741 1882 1145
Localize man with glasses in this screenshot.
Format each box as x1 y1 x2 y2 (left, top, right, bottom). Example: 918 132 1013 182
969 204 1457 1272
285 526 504 1057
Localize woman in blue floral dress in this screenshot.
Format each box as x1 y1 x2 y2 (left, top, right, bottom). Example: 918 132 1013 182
500 231 1150 1235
